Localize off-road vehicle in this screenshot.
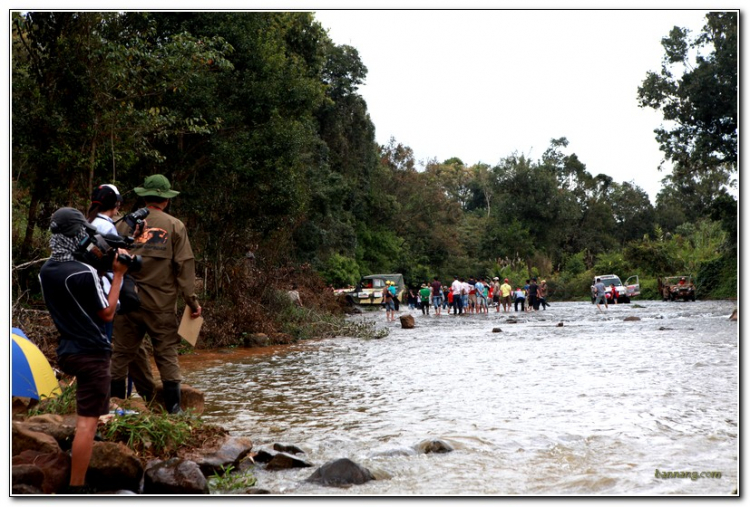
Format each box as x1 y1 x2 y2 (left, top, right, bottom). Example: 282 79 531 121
659 275 696 301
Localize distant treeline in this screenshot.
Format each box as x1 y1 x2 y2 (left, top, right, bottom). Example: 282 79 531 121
11 12 736 306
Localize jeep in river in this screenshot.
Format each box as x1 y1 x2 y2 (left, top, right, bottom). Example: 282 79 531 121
658 275 696 301
591 274 640 304
341 273 405 306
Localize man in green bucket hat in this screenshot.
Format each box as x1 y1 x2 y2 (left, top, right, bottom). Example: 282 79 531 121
111 174 202 413
134 174 181 198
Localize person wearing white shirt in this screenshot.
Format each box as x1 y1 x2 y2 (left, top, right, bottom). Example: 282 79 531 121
87 183 152 401
450 276 464 315
87 184 124 330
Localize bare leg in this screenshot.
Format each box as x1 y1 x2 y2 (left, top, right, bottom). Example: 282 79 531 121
69 416 99 486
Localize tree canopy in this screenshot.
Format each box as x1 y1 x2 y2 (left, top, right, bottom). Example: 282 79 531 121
637 12 737 185
11 11 736 304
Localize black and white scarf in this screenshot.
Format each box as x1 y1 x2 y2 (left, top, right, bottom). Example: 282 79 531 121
49 225 87 263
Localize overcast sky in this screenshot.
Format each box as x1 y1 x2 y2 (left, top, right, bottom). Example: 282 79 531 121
314 9 715 202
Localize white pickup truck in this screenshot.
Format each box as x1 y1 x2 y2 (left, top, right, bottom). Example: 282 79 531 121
591 274 640 304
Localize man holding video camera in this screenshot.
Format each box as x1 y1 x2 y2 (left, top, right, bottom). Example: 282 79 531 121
39 207 129 493
111 174 202 414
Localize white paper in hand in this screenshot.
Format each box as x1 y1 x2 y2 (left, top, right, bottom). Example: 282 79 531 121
178 306 204 346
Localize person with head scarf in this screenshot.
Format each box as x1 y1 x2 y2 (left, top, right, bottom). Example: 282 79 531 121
39 207 129 493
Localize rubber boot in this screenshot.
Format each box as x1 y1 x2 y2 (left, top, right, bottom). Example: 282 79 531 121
162 381 182 414
110 378 127 399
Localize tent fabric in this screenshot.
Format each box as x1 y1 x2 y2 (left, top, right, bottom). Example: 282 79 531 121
12 328 61 400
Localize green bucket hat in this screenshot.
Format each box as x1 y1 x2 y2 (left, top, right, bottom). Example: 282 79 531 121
134 174 180 198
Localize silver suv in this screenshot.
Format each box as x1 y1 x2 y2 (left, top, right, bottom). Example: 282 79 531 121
591 274 640 304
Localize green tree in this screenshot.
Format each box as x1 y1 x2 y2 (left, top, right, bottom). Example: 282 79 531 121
12 12 233 262
637 12 737 183
609 182 655 245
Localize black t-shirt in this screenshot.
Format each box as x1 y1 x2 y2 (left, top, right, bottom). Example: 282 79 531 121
39 259 111 357
528 282 538 297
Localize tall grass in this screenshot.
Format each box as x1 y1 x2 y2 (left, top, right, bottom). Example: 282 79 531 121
102 411 198 455
28 381 77 416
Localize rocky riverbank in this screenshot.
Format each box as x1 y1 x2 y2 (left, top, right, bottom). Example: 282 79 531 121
11 383 420 495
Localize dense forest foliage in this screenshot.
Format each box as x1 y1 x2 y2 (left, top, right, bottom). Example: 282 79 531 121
11 11 737 322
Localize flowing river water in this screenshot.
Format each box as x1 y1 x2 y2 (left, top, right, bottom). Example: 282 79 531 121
179 300 738 496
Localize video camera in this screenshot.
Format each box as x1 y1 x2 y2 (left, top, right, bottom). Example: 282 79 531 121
75 231 143 273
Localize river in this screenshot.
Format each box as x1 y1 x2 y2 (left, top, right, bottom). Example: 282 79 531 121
179 300 738 496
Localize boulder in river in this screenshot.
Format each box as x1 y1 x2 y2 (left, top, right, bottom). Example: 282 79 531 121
623 316 641 321
399 314 415 329
305 458 375 487
730 309 737 321
194 436 254 476
265 451 313 471
273 443 305 455
416 439 454 454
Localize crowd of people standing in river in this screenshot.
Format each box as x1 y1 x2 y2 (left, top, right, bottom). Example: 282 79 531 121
399 276 549 319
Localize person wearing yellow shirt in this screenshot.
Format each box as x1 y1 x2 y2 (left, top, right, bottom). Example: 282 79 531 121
500 278 513 313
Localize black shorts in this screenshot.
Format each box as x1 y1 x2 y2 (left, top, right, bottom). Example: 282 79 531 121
58 353 111 417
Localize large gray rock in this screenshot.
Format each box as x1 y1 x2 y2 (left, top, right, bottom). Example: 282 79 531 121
194 436 254 476
305 458 375 487
144 458 208 495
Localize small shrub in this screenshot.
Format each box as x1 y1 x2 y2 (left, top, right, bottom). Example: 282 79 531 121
209 464 257 493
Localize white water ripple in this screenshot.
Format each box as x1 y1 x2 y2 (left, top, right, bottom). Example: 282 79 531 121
182 300 738 495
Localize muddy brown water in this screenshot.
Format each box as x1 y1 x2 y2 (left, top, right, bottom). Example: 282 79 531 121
179 300 738 495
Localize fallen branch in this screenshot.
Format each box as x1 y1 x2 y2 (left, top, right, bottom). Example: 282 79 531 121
13 257 50 271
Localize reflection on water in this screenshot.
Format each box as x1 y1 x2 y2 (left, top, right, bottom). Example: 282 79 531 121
181 300 738 495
